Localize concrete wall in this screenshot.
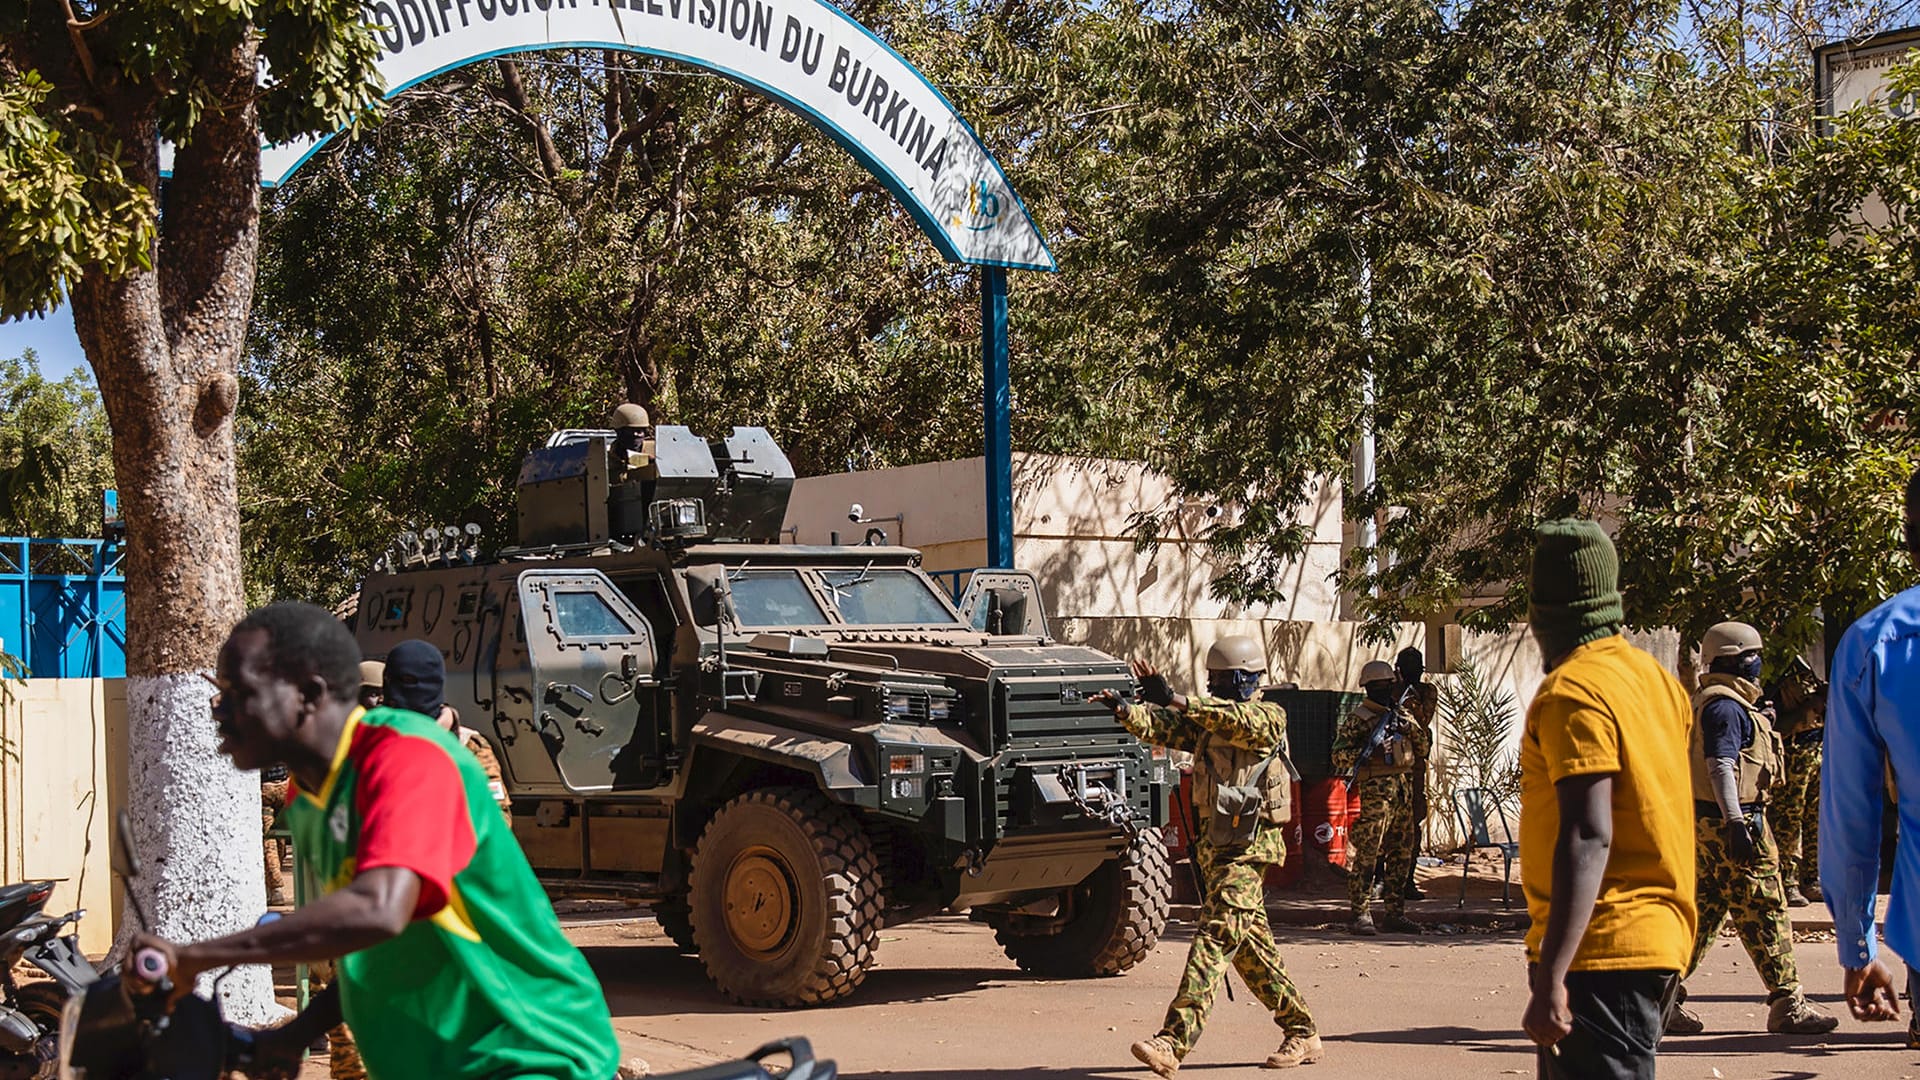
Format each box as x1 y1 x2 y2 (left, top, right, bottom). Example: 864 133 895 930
0 678 125 954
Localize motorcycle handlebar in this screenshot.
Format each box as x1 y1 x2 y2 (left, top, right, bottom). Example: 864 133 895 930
133 948 169 982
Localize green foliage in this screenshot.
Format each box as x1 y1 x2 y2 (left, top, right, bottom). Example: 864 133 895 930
227 0 1919 634
1437 660 1522 810
1076 0 1919 652
0 0 384 320
0 349 114 538
0 72 154 319
240 27 1160 603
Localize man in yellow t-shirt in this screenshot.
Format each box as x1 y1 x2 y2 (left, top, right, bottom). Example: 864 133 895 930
1518 520 1696 1080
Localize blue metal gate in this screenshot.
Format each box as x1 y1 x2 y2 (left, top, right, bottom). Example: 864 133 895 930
0 539 126 678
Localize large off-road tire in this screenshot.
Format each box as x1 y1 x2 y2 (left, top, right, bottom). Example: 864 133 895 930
652 895 697 953
996 827 1171 977
688 788 883 1007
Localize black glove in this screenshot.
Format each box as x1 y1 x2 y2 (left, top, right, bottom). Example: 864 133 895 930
1139 672 1175 707
1723 817 1763 867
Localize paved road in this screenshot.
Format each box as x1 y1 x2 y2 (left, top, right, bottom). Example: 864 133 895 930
553 915 1915 1080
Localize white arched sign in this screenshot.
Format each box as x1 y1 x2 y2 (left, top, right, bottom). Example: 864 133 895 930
262 0 1054 271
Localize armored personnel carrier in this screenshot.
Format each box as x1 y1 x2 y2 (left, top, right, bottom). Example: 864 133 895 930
350 415 1172 1006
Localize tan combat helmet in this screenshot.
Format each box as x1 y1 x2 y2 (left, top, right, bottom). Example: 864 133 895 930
1701 621 1763 659
1358 659 1397 687
610 402 650 430
358 660 386 693
1205 635 1266 673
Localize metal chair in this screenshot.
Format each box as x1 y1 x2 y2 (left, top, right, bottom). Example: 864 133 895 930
1454 787 1519 908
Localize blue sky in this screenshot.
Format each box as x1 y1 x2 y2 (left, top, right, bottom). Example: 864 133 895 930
0 304 90 380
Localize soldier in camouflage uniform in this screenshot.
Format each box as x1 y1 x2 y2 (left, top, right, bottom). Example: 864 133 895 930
261 765 291 908
1770 660 1827 907
1333 660 1428 936
1666 621 1836 1037
1391 647 1438 902
1092 637 1322 1076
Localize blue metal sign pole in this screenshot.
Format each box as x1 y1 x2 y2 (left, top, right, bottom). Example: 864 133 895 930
982 267 1013 569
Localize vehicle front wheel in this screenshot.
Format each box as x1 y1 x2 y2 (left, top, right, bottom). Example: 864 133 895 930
652 894 697 954
996 828 1171 977
688 787 883 1006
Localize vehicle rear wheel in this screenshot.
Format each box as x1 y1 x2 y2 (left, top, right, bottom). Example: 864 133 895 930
652 895 697 954
995 828 1171 977
688 787 882 1006
14 980 69 1033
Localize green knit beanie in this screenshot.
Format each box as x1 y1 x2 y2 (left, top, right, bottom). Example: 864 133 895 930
1528 519 1624 662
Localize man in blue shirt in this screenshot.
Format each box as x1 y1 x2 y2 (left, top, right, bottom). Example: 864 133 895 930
1821 467 1920 1041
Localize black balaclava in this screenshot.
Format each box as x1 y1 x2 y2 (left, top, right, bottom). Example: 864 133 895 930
1709 653 1764 684
1208 669 1261 702
383 639 447 717
1365 681 1399 708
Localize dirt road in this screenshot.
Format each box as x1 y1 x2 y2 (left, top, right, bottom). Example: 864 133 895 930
552 914 1912 1080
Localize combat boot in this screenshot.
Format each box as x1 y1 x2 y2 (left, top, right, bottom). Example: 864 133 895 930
1130 1036 1181 1079
1401 881 1426 901
1784 883 1809 907
1263 1034 1323 1069
1766 990 1839 1035
1349 912 1377 936
1801 880 1824 903
1379 913 1423 934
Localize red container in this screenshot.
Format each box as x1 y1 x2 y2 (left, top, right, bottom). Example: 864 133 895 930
1300 779 1360 868
1265 780 1307 889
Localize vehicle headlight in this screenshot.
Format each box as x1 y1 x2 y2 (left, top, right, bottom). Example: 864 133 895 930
926 695 961 723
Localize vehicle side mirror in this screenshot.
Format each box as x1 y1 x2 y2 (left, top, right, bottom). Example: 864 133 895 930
685 564 735 629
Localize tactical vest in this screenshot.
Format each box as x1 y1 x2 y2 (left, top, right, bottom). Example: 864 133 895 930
1350 703 1418 779
1689 676 1783 807
1193 732 1294 848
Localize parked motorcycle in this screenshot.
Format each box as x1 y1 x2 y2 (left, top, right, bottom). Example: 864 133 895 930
0 879 100 1080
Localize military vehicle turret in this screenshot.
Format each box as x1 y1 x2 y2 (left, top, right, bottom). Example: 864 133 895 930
351 415 1172 1006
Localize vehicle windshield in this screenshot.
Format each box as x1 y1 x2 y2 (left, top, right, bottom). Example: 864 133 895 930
818 568 960 626
729 570 831 627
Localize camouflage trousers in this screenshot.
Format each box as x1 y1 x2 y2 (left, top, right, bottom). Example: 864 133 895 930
1685 812 1799 995
261 778 289 899
1347 773 1415 918
1158 849 1316 1056
309 960 366 1080
1773 738 1822 890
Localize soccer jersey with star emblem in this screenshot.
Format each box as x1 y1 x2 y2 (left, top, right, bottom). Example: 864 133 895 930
285 706 618 1080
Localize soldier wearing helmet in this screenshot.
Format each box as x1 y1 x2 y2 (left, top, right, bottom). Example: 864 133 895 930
1333 659 1428 936
1091 636 1322 1074
608 402 655 488
1665 621 1835 1038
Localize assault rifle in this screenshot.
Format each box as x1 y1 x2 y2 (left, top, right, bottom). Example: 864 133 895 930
1342 682 1415 789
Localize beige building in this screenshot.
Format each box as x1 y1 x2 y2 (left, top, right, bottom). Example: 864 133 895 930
787 453 1682 848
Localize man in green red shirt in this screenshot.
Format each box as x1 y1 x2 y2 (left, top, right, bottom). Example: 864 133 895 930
133 602 620 1080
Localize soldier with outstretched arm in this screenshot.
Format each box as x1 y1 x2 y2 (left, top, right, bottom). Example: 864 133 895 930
1090 638 1321 1076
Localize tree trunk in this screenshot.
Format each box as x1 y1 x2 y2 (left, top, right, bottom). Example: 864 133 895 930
67 36 277 1024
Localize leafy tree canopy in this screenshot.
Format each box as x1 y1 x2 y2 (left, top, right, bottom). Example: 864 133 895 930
0 348 113 538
